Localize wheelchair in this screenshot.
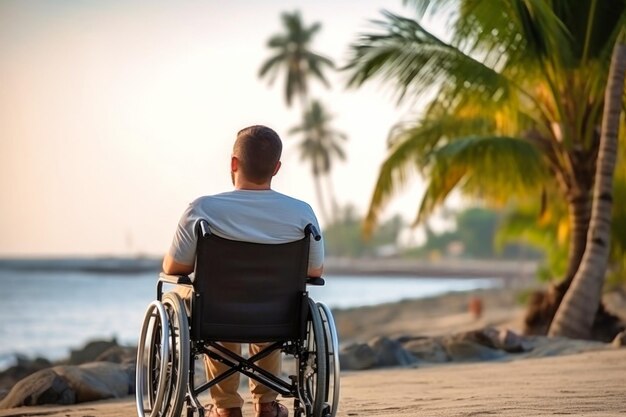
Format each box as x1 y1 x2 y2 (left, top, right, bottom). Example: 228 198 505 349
136 220 340 417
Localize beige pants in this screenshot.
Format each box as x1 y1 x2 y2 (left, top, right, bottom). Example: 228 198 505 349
173 287 281 408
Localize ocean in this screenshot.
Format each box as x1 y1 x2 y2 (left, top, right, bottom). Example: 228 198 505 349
0 268 499 370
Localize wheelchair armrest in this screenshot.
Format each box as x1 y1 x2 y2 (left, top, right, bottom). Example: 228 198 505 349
306 276 325 286
157 273 193 300
158 273 193 286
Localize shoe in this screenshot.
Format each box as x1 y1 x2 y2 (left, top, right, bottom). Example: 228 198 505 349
206 404 243 417
255 401 288 417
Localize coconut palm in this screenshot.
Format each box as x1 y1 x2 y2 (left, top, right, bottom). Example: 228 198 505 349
550 35 626 339
259 11 334 108
289 100 348 223
344 0 626 333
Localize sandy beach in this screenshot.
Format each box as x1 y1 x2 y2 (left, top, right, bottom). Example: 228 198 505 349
1 348 624 417
1 287 625 417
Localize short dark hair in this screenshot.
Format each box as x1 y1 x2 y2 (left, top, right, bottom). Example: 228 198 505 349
234 125 283 184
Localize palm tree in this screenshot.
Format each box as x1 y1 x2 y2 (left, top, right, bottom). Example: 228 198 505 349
259 11 334 108
344 0 626 334
289 100 348 223
549 34 626 339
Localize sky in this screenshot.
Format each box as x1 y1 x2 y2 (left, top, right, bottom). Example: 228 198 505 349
0 0 442 257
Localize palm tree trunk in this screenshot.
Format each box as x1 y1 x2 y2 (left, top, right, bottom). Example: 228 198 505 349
561 193 592 287
549 38 626 339
522 189 591 336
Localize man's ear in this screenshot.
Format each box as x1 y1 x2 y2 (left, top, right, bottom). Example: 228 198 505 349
231 156 239 172
272 161 282 176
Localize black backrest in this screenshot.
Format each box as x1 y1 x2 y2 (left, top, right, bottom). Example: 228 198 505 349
191 225 311 343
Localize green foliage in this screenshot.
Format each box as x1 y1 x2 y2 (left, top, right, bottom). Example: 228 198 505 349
289 100 348 176
262 11 346 224
324 206 404 257
495 200 568 282
409 206 537 259
345 0 626 237
259 10 334 107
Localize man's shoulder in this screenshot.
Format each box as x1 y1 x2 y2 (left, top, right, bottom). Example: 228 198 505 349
267 191 317 213
189 190 315 215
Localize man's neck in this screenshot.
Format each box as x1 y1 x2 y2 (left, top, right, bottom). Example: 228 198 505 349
234 181 272 191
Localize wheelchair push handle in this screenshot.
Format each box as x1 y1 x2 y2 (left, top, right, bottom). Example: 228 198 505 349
198 219 211 237
305 224 321 241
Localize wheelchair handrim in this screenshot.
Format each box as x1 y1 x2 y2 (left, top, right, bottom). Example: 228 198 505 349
318 302 340 417
136 300 170 417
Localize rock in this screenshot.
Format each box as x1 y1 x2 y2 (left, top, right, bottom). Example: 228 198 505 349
0 356 52 391
339 343 377 370
55 362 134 403
95 345 137 364
443 340 506 362
477 327 527 353
0 362 135 408
0 369 75 409
493 329 527 353
368 337 417 367
68 339 119 365
402 338 450 363
611 331 626 347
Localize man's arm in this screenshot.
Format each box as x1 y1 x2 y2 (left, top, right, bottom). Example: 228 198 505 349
308 265 323 277
162 254 194 276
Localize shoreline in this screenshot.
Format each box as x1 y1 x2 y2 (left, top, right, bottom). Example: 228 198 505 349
0 256 538 279
1 284 626 415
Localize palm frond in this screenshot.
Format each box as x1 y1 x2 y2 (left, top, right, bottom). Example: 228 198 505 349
414 136 548 224
402 0 457 19
345 10 513 104
258 53 287 81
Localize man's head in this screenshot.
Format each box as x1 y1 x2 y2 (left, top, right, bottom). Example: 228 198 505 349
232 125 282 188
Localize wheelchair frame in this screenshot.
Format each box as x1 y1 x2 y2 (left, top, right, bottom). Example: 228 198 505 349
136 221 339 417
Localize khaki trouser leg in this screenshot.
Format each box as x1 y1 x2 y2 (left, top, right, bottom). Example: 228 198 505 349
172 287 242 407
249 343 282 404
205 343 245 409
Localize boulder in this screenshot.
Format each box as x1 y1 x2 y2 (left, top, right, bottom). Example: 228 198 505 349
339 343 377 370
0 362 135 409
68 339 119 365
368 336 417 367
493 328 528 353
402 338 450 363
440 330 509 361
55 362 134 403
0 356 52 391
0 369 75 409
443 340 506 362
95 345 137 364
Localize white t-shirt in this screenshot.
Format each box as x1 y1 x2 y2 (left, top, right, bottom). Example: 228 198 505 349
168 189 324 271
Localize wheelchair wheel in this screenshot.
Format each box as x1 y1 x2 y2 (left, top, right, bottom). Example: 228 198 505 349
317 302 340 417
136 294 190 417
136 300 170 417
161 292 190 417
296 298 327 417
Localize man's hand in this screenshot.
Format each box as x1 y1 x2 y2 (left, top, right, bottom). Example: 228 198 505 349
162 254 194 276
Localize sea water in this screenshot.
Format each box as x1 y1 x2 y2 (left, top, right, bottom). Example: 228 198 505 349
0 269 499 369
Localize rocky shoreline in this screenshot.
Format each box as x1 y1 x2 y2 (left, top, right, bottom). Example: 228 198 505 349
1 287 625 412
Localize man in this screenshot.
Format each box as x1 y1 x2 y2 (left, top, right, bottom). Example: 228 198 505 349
163 125 324 417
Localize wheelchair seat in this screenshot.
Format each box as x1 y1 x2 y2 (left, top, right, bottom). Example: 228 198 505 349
136 220 339 417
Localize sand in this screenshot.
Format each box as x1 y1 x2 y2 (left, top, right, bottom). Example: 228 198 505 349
2 287 625 417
